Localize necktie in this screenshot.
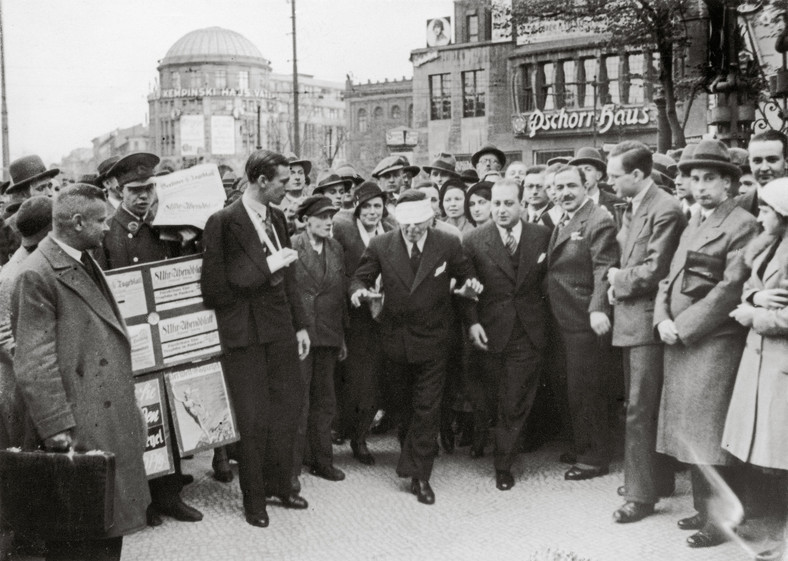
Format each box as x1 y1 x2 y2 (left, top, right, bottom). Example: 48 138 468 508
505 228 517 256
621 201 633 233
410 242 421 274
699 213 706 225
81 251 112 302
558 213 570 229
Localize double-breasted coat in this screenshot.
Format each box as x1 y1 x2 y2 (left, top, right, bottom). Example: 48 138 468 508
722 234 788 470
653 198 758 465
10 236 150 537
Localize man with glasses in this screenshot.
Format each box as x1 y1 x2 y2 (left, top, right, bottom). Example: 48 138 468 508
472 145 506 180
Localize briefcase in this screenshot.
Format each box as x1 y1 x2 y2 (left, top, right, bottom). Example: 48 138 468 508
0 448 115 540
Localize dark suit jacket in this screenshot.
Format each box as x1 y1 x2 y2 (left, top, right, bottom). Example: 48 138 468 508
349 227 475 363
332 212 396 278
547 199 620 333
464 219 550 353
290 231 347 348
611 183 686 347
201 199 308 349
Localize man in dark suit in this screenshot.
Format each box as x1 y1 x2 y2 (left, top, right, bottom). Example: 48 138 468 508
11 184 149 560
349 190 482 505
547 165 620 481
201 150 311 528
464 179 551 491
605 141 686 523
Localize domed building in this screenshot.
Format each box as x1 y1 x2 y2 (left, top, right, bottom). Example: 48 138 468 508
148 27 345 175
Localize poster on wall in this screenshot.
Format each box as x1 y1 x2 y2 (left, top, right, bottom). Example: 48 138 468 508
426 17 451 47
180 114 205 156
104 256 223 374
164 360 240 457
134 373 176 479
211 115 236 155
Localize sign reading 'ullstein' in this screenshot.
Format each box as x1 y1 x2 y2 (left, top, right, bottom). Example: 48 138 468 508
526 105 651 137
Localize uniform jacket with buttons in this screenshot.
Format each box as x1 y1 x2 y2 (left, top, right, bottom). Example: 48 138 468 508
97 205 179 270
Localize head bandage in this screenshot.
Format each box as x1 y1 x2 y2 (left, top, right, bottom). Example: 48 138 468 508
395 199 434 224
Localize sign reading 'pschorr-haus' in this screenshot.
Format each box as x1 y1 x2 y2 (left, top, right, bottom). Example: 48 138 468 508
516 105 652 138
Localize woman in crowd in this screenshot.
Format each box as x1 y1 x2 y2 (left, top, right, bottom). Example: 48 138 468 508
439 178 474 236
464 181 493 227
724 179 788 561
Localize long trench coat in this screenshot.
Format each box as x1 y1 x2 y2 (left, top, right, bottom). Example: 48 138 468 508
722 234 788 470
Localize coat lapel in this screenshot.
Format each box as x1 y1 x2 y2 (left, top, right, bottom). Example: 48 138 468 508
384 232 415 289
41 238 128 341
689 199 737 252
294 233 325 285
411 229 444 293
550 200 591 254
228 200 270 277
483 222 516 282
515 220 539 288
621 184 658 265
763 239 788 286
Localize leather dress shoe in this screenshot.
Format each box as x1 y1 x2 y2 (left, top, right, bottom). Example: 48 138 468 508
146 505 163 527
687 526 726 548
309 465 345 481
276 493 309 510
410 478 435 505
350 440 375 465
496 470 515 491
331 430 346 445
564 465 609 481
181 473 194 485
157 498 203 522
212 460 233 483
245 510 269 528
613 501 654 523
559 452 577 464
677 513 705 531
756 544 785 561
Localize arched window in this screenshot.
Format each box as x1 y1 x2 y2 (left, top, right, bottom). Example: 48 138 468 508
373 106 384 120
358 108 368 132
391 105 401 120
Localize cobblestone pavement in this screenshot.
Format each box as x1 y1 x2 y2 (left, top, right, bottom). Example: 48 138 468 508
15 435 773 561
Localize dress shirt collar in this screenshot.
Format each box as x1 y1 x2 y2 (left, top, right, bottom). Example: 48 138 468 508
242 190 268 221
566 197 591 220
496 220 522 244
590 189 600 205
51 234 83 263
402 229 428 256
628 181 652 215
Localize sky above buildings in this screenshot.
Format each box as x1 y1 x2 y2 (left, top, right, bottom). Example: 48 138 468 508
3 0 453 165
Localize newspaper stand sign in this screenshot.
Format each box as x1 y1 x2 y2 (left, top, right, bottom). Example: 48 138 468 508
134 373 176 479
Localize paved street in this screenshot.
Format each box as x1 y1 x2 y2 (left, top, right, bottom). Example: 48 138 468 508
108 435 767 561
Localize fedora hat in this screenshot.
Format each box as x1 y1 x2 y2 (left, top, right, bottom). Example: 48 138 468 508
652 153 678 191
676 144 697 171
396 155 420 177
296 195 340 220
423 153 460 177
7 155 59 195
105 152 160 187
353 181 388 218
569 147 606 173
313 171 351 195
371 156 406 179
285 153 312 177
460 168 480 184
471 145 506 168
334 162 364 186
677 139 741 179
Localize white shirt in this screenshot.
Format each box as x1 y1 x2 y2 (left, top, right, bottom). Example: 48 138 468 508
402 230 428 256
356 219 384 248
51 235 83 263
589 189 600 206
700 207 713 221
242 190 282 252
496 220 522 246
629 182 651 216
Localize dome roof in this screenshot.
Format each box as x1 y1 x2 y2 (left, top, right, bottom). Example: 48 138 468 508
161 27 268 67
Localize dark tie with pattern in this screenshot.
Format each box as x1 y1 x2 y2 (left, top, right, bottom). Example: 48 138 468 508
410 242 421 274
557 213 569 230
505 228 518 256
81 251 112 303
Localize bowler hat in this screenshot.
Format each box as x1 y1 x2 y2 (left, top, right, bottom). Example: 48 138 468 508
761 178 788 216
371 156 405 179
652 153 678 191
7 155 59 195
0 180 10 195
471 145 506 169
396 155 420 177
460 168 480 184
353 181 388 219
334 163 364 186
296 195 340 220
285 153 312 177
95 156 121 184
422 153 460 177
313 171 352 195
16 196 53 241
106 153 161 187
569 147 606 173
677 139 741 179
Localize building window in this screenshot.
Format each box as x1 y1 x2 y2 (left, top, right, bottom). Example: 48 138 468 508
358 108 368 132
430 73 452 120
373 106 384 120
623 53 645 104
559 59 577 108
536 62 555 111
518 64 535 112
171 71 180 90
578 57 597 108
239 71 249 90
462 70 485 117
601 55 620 105
190 71 202 89
215 70 227 89
467 14 479 42
391 105 401 120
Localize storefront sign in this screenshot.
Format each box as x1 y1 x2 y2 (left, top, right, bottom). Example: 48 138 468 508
151 88 276 100
524 105 651 137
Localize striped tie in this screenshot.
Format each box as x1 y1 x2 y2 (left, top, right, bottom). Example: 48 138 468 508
505 228 517 256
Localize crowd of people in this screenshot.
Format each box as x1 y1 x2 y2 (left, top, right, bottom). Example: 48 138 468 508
0 129 786 561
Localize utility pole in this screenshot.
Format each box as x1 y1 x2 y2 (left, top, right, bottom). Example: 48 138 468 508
0 0 9 179
290 0 300 157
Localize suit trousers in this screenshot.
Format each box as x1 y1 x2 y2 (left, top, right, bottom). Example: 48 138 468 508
149 405 185 508
483 321 542 472
622 345 674 504
223 338 302 515
690 465 741 528
559 329 611 468
45 537 122 561
341 312 384 443
387 356 447 481
293 346 339 474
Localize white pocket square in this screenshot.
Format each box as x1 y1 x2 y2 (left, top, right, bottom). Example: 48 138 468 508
570 232 584 241
434 261 447 277
537 253 546 264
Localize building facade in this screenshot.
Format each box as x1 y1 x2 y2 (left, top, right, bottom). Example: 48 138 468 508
92 123 150 168
147 27 345 176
